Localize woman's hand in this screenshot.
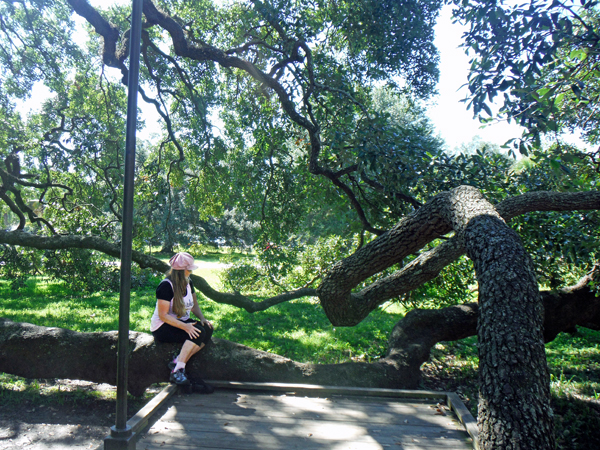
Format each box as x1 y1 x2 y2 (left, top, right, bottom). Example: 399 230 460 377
184 322 200 339
201 319 213 330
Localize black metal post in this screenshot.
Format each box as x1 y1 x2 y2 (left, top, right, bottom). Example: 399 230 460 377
104 0 143 449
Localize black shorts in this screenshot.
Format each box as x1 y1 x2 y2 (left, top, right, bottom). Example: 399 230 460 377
152 319 213 347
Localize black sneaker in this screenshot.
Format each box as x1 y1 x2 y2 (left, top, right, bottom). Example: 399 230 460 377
189 377 215 394
169 369 191 386
167 356 177 371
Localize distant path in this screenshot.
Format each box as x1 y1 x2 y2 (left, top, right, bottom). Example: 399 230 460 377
195 261 231 269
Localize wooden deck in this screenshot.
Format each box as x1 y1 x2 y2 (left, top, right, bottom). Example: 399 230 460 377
134 382 477 450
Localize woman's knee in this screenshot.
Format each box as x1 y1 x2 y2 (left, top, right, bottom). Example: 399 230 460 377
203 325 214 343
189 324 210 346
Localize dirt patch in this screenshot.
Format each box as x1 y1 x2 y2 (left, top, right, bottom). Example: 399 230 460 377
0 379 162 450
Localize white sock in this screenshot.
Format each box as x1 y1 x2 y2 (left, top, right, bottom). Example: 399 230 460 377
174 361 186 372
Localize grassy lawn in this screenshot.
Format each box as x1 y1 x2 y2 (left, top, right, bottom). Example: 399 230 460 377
0 275 402 364
1 254 600 449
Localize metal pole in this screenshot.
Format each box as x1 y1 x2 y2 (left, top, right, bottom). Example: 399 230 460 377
105 0 143 448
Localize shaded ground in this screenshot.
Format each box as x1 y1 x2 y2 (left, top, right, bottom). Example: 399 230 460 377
420 340 600 450
0 378 162 450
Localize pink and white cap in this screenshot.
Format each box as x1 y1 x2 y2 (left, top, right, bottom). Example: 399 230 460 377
169 252 199 271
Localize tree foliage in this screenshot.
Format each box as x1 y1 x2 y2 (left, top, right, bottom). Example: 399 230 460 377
452 0 600 152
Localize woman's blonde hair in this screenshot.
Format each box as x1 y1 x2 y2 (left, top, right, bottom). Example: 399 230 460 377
167 269 188 318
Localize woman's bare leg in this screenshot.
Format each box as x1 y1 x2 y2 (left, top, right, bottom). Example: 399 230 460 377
177 340 204 364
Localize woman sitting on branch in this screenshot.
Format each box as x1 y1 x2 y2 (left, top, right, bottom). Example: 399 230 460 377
150 252 213 386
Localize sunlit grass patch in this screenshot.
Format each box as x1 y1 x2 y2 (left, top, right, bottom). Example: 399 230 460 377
195 267 223 289
0 278 157 332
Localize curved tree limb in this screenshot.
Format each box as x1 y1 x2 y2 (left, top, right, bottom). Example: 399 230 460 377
66 0 125 71
318 189 600 326
384 263 600 371
496 190 600 220
0 230 314 311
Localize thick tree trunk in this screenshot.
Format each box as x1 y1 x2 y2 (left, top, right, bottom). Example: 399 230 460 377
449 187 554 449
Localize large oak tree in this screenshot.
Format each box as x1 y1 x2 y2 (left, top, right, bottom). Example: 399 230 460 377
1 1 599 449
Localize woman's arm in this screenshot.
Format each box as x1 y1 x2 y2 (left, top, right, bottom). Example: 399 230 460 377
157 299 200 339
191 293 213 329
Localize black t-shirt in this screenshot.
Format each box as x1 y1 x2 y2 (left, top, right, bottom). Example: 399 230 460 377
156 279 195 301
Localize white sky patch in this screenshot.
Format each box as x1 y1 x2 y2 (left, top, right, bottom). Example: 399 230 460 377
426 5 524 152
88 0 130 7
15 82 52 117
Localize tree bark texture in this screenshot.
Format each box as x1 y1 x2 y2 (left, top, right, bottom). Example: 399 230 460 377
448 187 554 449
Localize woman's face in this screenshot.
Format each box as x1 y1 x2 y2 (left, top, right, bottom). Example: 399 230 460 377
184 269 192 278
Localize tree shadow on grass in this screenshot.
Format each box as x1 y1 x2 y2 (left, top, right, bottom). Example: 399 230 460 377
552 392 600 450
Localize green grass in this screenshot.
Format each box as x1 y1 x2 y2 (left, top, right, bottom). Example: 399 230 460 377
0 277 154 332
204 297 403 363
0 275 403 364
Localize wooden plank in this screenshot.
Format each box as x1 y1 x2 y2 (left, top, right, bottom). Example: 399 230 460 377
159 408 465 431
446 392 479 450
179 390 442 409
165 396 462 429
128 383 177 433
183 397 439 411
146 414 470 439
204 381 448 401
139 437 473 450
146 416 467 435
140 442 473 450
158 411 466 432
172 391 449 413
186 392 443 410
140 431 473 450
168 398 449 420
